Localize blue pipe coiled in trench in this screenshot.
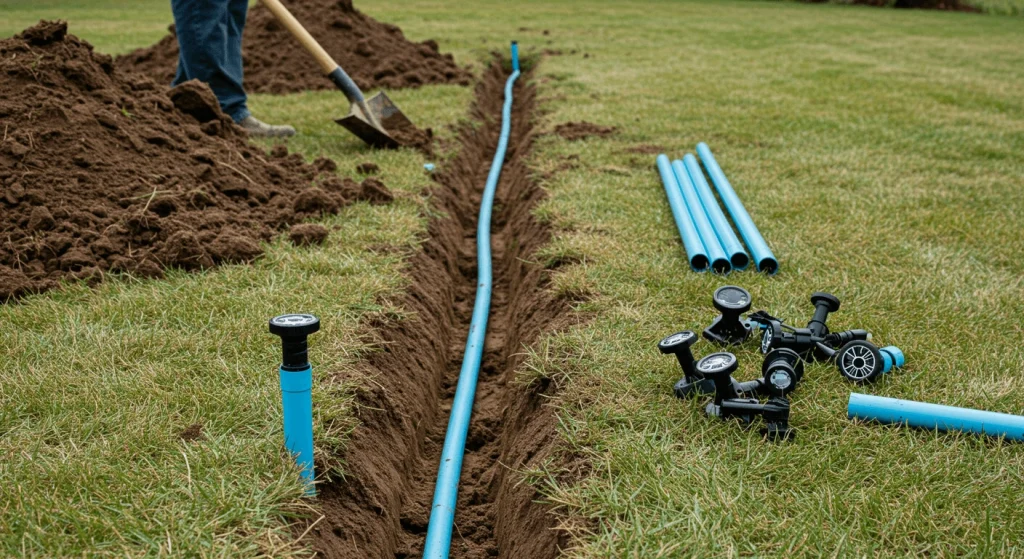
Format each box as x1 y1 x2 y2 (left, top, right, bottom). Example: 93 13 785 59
421 42 520 559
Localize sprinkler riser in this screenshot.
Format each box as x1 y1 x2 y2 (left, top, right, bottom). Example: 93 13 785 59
280 365 315 496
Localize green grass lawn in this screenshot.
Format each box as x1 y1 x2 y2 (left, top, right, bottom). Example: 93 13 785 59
2 0 1023 556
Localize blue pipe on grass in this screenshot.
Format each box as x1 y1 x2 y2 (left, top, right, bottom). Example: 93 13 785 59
422 42 520 559
672 159 731 274
682 153 749 270
848 393 1024 442
656 154 708 271
269 314 321 497
696 143 778 274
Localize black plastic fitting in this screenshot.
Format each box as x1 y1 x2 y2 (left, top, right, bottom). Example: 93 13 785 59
761 348 804 397
703 286 754 346
269 314 321 371
718 396 795 441
807 292 840 337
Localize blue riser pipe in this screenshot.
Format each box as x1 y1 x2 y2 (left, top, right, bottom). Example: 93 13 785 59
672 159 730 274
280 365 315 495
422 43 520 559
656 154 708 271
696 143 778 274
849 393 1024 442
682 154 749 270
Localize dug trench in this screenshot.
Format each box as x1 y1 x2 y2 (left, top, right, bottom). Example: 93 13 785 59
303 61 580 558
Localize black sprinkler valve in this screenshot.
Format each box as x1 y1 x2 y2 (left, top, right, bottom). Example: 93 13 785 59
703 285 754 346
660 331 717 398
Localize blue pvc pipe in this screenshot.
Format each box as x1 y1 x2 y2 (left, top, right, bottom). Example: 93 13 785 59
696 143 778 274
422 43 520 559
879 346 904 373
280 365 315 496
672 159 731 274
848 393 1024 442
656 154 708 271
682 153 749 270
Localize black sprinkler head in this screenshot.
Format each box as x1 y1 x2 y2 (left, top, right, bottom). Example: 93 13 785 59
696 351 740 406
269 314 321 371
703 285 754 346
661 331 717 399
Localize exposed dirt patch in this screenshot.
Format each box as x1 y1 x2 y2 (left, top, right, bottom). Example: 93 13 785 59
554 121 617 141
301 62 579 558
115 0 472 95
0 21 391 301
355 162 380 175
626 143 666 155
178 423 205 441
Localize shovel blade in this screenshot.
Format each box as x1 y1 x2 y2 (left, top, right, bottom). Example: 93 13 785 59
335 91 414 149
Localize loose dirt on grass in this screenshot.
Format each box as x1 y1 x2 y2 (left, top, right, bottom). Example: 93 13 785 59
0 21 393 301
301 61 582 558
553 121 617 141
116 0 472 95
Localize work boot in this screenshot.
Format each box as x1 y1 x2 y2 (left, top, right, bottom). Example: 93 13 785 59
239 115 296 138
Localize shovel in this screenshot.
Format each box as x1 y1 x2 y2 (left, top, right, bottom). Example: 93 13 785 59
260 0 414 149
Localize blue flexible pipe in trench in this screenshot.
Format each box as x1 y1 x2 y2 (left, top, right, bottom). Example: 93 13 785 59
421 42 520 559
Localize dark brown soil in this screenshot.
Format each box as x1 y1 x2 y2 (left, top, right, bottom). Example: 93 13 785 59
115 0 472 95
355 162 379 175
179 423 205 441
0 21 391 301
301 61 580 558
553 121 617 141
289 223 330 246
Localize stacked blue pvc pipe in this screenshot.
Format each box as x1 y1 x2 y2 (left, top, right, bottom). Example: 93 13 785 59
421 42 520 559
654 144 777 274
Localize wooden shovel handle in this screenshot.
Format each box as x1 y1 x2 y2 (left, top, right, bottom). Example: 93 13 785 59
260 0 337 75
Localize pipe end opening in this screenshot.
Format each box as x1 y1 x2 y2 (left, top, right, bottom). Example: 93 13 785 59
758 258 779 275
711 258 731 275
731 253 750 270
691 255 709 272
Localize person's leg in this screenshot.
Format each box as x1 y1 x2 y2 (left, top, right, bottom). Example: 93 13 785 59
170 0 248 122
222 0 250 121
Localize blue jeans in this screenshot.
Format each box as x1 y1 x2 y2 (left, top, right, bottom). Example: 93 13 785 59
171 0 250 122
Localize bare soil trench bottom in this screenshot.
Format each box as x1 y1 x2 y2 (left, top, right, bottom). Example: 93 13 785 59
302 62 579 558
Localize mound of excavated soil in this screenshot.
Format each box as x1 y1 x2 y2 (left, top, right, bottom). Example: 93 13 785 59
0 21 392 302
116 0 472 95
